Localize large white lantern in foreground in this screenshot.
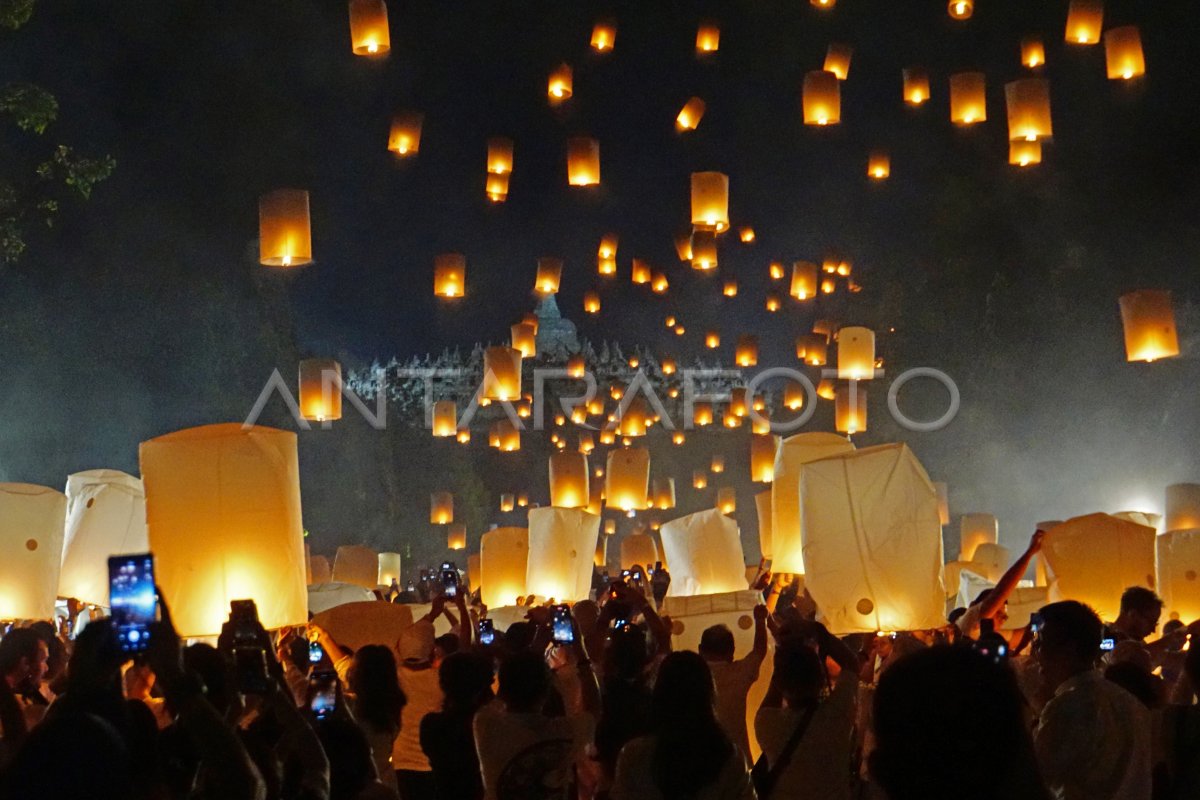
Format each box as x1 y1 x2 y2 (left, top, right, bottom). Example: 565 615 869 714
59 470 149 607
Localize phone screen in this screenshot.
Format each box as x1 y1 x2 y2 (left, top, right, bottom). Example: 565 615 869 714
478 618 495 645
308 670 338 720
1100 638 1115 652
552 604 574 644
442 565 458 598
308 640 325 664
108 554 157 654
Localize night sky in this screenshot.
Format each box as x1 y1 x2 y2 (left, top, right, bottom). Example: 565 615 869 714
2 0 1198 564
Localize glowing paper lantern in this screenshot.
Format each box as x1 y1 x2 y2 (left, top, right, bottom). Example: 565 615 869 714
447 523 467 551
140 424 306 636
258 189 312 267
548 63 573 104
1042 514 1155 621
803 71 841 126
432 400 457 438
299 359 343 422
1021 37 1046 68
433 253 466 298
500 493 515 512
591 18 616 52
798 334 827 366
309 556 332 585
1158 529 1200 623
387 111 423 156
959 513 998 561
730 388 749 418
834 384 867 434
903 68 930 105
696 21 720 54
799 443 946 633
430 491 454 525
1166 484 1200 533
691 172 730 232
534 257 563 294
491 419 521 452
661 509 748 596
705 331 720 349
1105 26 1145 80
824 43 853 80
456 429 471 444
660 356 676 375
378 552 402 586
755 489 774 559
724 279 739 297
485 172 510 202
750 434 778 483
510 322 537 358
765 294 781 313
1005 79 1053 141
333 545 379 589
59 470 148 607
1064 0 1103 45
582 290 601 315
677 97 706 131
711 455 725 474
348 0 390 55
631 258 652 285
604 519 617 535
868 152 890 180
652 272 669 294
526 507 599 603
950 72 987 125
653 478 677 510
606 448 650 511
1119 290 1180 363
691 229 718 270
1009 140 1042 167
811 0 835 8
837 327 875 380
934 482 950 526
970 543 1012 583
947 0 972 20
482 346 522 401
621 531 659 569
480 526 528 608
736 335 759 367
549 452 590 509
598 233 619 259
674 231 693 261
487 137 514 174
0 484 66 620
567 137 600 186
783 380 806 411
693 470 709 490
594 536 608 568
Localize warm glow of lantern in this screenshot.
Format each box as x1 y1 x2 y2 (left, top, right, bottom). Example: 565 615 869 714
674 231 693 261
479 526 528 609
824 43 853 80
591 18 616 52
486 137 514 175
768 261 785 280
661 356 676 375
717 487 736 514
811 0 835 7
258 189 313 267
500 493 515 512
739 227 755 243
802 335 828 366
631 258 652 285
835 384 867 434
790 261 818 299
837 327 876 380
651 271 669 294
348 0 390 56
549 452 590 509
694 402 714 427
535 257 563 294
710 454 726 475
673 431 686 445
517 493 529 507
691 172 730 232
578 432 594 454
674 325 686 336
723 279 739 297
691 229 718 270
653 477 677 510
447 523 467 550
597 256 616 276
947 0 973 20
903 68 930 105
567 137 600 185
490 419 520 452
510 322 537 358
765 294 781 312
432 400 457 437
784 380 806 410
433 253 466 298
950 72 987 125
606 448 650 511
821 278 836 295
1065 0 1103 45
430 491 454 524
1119 290 1180 363
705 331 720 349
868 151 891 180
598 233 619 259
456 429 471 444
1009 140 1042 167
803 70 841 126
1105 26 1145 80
1005 79 1053 141
696 21 720 54
817 378 836 400
387 111 423 156
676 97 707 131
548 63 573 104
1021 37 1046 68
736 335 759 367
583 291 601 314
482 346 522 401
298 359 342 422
693 470 708 489
485 172 510 202
751 434 777 483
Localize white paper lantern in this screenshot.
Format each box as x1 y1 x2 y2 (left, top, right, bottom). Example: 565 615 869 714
0 483 67 620
59 470 149 607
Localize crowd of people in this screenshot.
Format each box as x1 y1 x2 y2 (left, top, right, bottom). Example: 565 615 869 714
1 530 1198 800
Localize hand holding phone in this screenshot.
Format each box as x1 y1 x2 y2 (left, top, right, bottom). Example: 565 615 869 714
478 618 495 645
551 604 575 644
441 562 459 598
109 554 158 654
308 670 338 721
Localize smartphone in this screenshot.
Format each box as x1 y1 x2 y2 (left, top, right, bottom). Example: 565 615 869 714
108 554 157 654
1029 613 1044 634
551 604 574 644
441 562 459 598
308 670 338 721
1100 637 1115 652
308 639 325 664
620 569 631 584
235 646 270 695
478 618 495 646
230 599 261 646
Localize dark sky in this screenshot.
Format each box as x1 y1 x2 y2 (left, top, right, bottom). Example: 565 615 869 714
2 0 1198 556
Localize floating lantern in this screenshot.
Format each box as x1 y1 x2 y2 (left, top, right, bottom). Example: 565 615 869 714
730 388 748 417
947 0 972 20
672 431 686 445
487 137 514 175
1021 37 1046 68
665 315 677 328
765 294 781 312
586 483 603 516
1119 290 1179 362
606 448 650 511
692 402 712 427
567 137 600 186
432 400 457 437
1041 514 1154 622
813 379 834 401
1105 26 1145 80
598 256 616 276
723 413 743 430
583 291 601 314
1005 79 1053 141
591 18 616 52
527 507 600 602
802 335 829 366
724 279 739 297
433 253 466 298
868 151 890 180
598 233 619 259
711 454 725 474
661 356 677 375
258 189 312 267
387 111 423 156
676 97 707 131
603 519 617 536
331 545 378 589
549 452 590 509
691 229 718 270
631 258 652 284
1064 0 1103 45
299 359 343 422
811 0 835 7
653 477 677 510
674 231 693 261
784 380 807 411
693 470 708 490
696 21 720 54
771 432 856 574
903 68 930 105
431 491 454 524
578 432 594 454
0 483 66 620
483 346 522 401
571 406 588 424
378 552 402 586
837 327 876 380
1009 140 1042 167
834 384 867 434
59 471 148 606
1158 529 1200 624
739 227 755 243
510 322 537 358
517 492 529 507
659 510 748 597
803 70 841 126
480 526 528 608
751 434 778 483
500 493 515 512
736 334 759 367
651 271 669 294
617 399 649 437
705 331 720 349
824 43 853 80
535 257 563 294
790 261 818 299
456 429 471 444
958 513 997 561
485 172 509 202
621 531 659 570
548 63 573 104
950 72 987 125
691 172 730 232
821 278 836 295
717 487 737 514
447 523 467 551
348 0 390 56
1166 484 1200 533
769 261 785 280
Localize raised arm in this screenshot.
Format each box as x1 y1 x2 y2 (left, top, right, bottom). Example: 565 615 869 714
979 530 1044 621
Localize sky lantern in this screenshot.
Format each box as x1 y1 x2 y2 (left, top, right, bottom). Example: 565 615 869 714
1166 484 1200 533
0 483 66 620
765 294 781 312
717 487 737 514
694 402 714 426
549 452 590 508
500 493 515 512
947 0 973 20
591 18 616 51
618 398 650 437
1021 37 1046 68
730 388 748 417
606 448 650 511
482 346 522 401
631 258 652 284
820 278 836 295
480 526 528 608
485 172 509 202
736 335 759 367
447 523 467 551
578 431 594 453
691 172 730 232
902 68 930 105
800 335 828 366
835 384 867 434
1005 79 1053 141
526 508 600 602
693 470 708 490
868 151 890 180
949 72 987 125
711 454 726 474
1009 140 1042 167
258 189 312 268
691 229 718 270
803 70 841 125
456 429 471 444
783 380 806 411
676 97 707 131
651 271 669 294
567 137 600 185
348 0 390 55
299 359 343 422
1158 529 1200 624
430 491 454 524
817 378 836 400
661 356 677 375
140 424 306 636
789 261 820 301
751 434 777 483
487 137 514 175
696 21 720 54
674 231 693 261
548 63 573 104
491 419 520 452
723 279 739 297
387 111 423 156
620 531 659 570
1119 290 1180 362
534 256 563 294
958 513 997 560
1041 514 1154 622
653 477 677 510
1104 26 1145 80
432 400 457 437
330 545 377 589
933 482 950 526
59 470 148 606
705 330 720 349
510 321 537 357
603 519 617 536
598 233 619 259
433 253 466 298
723 413 743 429
517 492 529 507
377 552 401 586
1065 0 1103 44
824 43 853 80
598 255 617 276
837 327 876 379
739 227 755 243
583 290 601 314
768 261 785 280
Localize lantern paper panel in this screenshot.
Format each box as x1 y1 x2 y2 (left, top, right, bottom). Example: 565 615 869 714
1166 484 1200 533
677 97 706 131
526 507 600 603
1005 79 1053 141
750 434 778 483
736 335 759 367
567 137 600 186
691 172 730 232
803 70 841 125
500 493 515 512
947 0 973 20
621 531 660 570
949 72 987 124
1105 26 1145 80
1065 0 1103 45
548 63 573 104
140 424 307 636
691 229 718 270
534 257 563 294
771 433 855 575
693 470 709 490
591 19 616 52
631 258 652 284
1009 140 1042 167
824 43 853 80
606 448 651 511
1119 290 1180 363
388 111 423 155
59 470 148 607
433 253 466 298
309 555 332 585
903 68 930 105
333 545 379 589
756 489 773 560
0 484 67 620
431 491 454 524
487 137 514 174
486 172 510 202
549 452 590 509
1042 514 1156 622
1021 37 1046 68
432 400 457 437
378 552 402 586
348 0 390 55
837 327 876 379
1158 529 1200 624
834 384 867 434
717 487 737 514
448 523 467 551
868 151 890 180
661 509 748 596
510 322 537 358
653 477 677 510
696 21 720 54
298 359 342 422
959 513 998 561
480 526 529 608
970 543 1012 583
482 346 522 401
934 481 950 526
799 443 946 633
258 189 312 267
